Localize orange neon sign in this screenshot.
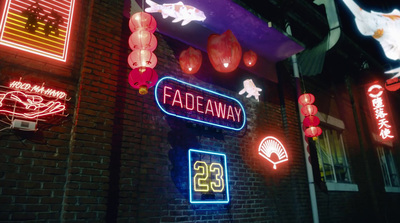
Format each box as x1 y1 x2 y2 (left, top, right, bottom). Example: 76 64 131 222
258 136 288 169
0 0 76 62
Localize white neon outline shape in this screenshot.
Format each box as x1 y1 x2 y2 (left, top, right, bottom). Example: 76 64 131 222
155 76 246 131
368 84 384 98
0 0 76 62
258 136 289 169
188 149 229 204
193 161 209 192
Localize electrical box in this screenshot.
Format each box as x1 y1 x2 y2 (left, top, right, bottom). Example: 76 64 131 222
11 119 37 131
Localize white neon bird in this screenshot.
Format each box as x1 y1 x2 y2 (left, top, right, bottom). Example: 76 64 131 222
145 0 206 26
343 0 400 60
239 79 262 102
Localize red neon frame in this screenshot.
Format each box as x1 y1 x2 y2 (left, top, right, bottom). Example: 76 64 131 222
0 0 76 62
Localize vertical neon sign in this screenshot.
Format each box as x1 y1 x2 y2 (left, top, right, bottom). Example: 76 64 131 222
367 83 395 141
0 0 76 62
188 149 229 204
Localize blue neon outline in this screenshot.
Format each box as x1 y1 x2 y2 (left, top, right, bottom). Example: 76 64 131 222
188 148 230 204
154 76 246 131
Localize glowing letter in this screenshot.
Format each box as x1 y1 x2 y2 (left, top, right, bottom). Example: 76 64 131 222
234 107 242 123
214 102 226 119
163 86 172 104
193 161 209 192
205 99 214 116
172 90 183 108
185 93 194 110
196 96 204 113
226 105 235 121
210 163 224 192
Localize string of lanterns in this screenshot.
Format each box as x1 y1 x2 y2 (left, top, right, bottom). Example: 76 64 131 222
128 12 159 95
298 93 322 140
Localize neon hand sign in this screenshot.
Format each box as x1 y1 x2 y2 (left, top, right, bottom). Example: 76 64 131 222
188 149 229 204
0 0 76 61
155 76 246 131
258 136 288 169
0 80 67 119
238 79 262 102
367 83 395 141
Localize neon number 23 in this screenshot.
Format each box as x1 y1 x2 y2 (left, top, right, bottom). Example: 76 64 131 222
193 161 225 192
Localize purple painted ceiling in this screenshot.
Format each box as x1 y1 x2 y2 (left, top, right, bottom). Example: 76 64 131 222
135 0 304 63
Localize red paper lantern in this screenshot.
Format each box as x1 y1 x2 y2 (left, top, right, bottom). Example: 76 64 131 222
207 30 242 73
128 49 157 70
129 12 157 33
298 93 315 106
304 126 322 138
129 30 157 51
303 115 320 128
243 50 257 67
128 67 158 95
179 47 202 74
301 104 318 116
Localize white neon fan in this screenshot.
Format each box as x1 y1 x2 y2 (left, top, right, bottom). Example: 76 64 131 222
258 136 288 169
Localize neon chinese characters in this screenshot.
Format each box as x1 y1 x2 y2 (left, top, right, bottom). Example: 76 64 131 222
0 0 76 61
367 84 394 141
0 80 67 119
155 77 246 131
188 149 229 204
258 136 288 169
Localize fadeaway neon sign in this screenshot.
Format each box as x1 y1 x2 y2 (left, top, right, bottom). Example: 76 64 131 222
155 77 246 131
0 80 67 119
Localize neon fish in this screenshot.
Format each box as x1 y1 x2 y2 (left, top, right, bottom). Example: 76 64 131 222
145 0 206 26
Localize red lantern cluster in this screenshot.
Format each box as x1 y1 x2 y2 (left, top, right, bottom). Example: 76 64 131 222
299 93 322 140
179 46 202 74
207 30 242 73
128 12 158 95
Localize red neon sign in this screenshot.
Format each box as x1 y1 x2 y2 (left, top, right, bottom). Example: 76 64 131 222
0 0 76 62
258 136 288 169
0 80 67 119
367 84 395 141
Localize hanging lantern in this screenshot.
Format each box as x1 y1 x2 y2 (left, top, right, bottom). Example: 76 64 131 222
128 30 157 51
298 93 315 106
128 67 158 95
179 46 202 74
128 49 157 70
243 50 257 67
301 104 318 117
304 126 322 139
207 30 242 73
303 115 320 128
129 12 157 33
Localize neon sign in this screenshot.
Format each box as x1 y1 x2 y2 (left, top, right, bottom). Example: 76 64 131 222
238 79 262 102
188 149 229 204
367 83 395 141
0 80 67 119
155 77 246 131
258 136 288 169
0 0 76 62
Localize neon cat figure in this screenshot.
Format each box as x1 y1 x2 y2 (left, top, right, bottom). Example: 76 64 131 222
0 91 65 119
343 0 400 60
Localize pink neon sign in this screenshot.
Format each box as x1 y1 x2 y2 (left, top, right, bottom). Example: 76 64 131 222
367 84 395 141
0 0 76 62
155 77 246 131
258 136 288 169
0 80 67 119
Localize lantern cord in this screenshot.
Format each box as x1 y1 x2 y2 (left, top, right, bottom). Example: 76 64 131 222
299 68 307 94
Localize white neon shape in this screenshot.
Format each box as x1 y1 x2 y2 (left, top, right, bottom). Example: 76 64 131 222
0 0 76 62
193 161 209 192
368 84 383 98
385 67 400 79
0 91 65 119
343 0 400 61
155 76 246 131
239 79 262 102
188 149 229 204
9 80 67 99
210 163 224 192
145 0 206 26
258 136 289 169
